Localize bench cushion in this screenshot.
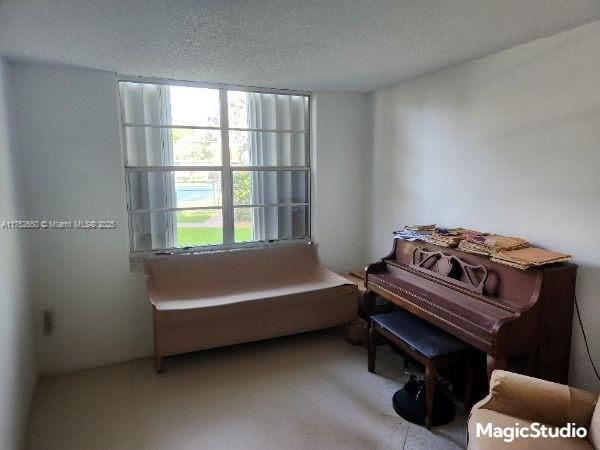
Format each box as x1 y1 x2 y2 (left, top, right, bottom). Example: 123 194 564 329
146 243 350 311
372 310 469 359
145 243 358 358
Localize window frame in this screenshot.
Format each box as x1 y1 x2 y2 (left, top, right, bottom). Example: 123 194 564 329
116 74 312 255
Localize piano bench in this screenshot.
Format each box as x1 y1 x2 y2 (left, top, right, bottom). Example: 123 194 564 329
368 309 473 429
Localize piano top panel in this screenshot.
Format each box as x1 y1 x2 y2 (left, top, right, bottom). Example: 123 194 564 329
388 239 575 310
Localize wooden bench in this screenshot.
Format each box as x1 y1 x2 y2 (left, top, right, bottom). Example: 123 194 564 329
145 242 358 372
368 309 473 429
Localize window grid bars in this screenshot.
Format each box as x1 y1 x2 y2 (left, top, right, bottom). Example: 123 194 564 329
119 78 311 252
130 202 310 215
125 166 310 172
122 123 309 134
219 88 234 245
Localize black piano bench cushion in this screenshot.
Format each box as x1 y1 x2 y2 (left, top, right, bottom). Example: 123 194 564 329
371 310 470 359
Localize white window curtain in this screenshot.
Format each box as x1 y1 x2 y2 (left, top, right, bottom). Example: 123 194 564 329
121 83 177 249
246 93 308 241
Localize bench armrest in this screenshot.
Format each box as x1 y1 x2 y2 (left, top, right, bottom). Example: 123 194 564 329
472 370 597 428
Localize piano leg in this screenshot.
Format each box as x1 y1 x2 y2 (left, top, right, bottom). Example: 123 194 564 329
486 355 507 379
527 348 539 376
464 352 473 410
368 322 376 373
364 289 377 317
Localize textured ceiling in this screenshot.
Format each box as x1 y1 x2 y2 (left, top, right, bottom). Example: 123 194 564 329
1 0 599 92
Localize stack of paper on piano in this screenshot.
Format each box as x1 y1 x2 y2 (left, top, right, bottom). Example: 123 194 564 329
457 241 493 255
423 228 467 247
393 225 437 241
405 224 436 232
491 247 572 270
458 233 528 256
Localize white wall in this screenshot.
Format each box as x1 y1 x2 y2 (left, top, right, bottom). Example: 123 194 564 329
312 92 371 272
0 57 37 449
12 65 371 374
368 21 600 391
13 64 151 374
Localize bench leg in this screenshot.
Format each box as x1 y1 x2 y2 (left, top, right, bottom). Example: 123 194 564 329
368 324 377 373
344 322 352 343
425 361 436 430
152 307 164 374
155 354 164 373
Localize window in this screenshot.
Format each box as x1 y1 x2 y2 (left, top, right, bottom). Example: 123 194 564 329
118 79 311 253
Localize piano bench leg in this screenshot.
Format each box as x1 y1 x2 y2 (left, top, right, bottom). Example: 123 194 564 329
368 326 377 373
425 361 436 430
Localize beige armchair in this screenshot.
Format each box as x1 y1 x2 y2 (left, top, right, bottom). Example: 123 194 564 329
468 370 599 449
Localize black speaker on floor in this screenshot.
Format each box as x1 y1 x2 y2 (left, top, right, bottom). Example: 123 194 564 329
392 375 455 427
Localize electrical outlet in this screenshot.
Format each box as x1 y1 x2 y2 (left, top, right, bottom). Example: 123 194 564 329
43 310 54 336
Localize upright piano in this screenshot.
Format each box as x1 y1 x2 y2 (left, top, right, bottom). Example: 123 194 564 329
365 239 577 383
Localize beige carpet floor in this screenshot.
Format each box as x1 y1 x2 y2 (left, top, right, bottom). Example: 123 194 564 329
26 328 467 450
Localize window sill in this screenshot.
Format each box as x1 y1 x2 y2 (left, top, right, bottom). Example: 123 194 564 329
128 238 314 274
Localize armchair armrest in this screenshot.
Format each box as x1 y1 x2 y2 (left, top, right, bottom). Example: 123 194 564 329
472 370 597 428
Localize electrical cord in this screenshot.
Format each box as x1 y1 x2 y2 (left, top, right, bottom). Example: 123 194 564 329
572 273 600 382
